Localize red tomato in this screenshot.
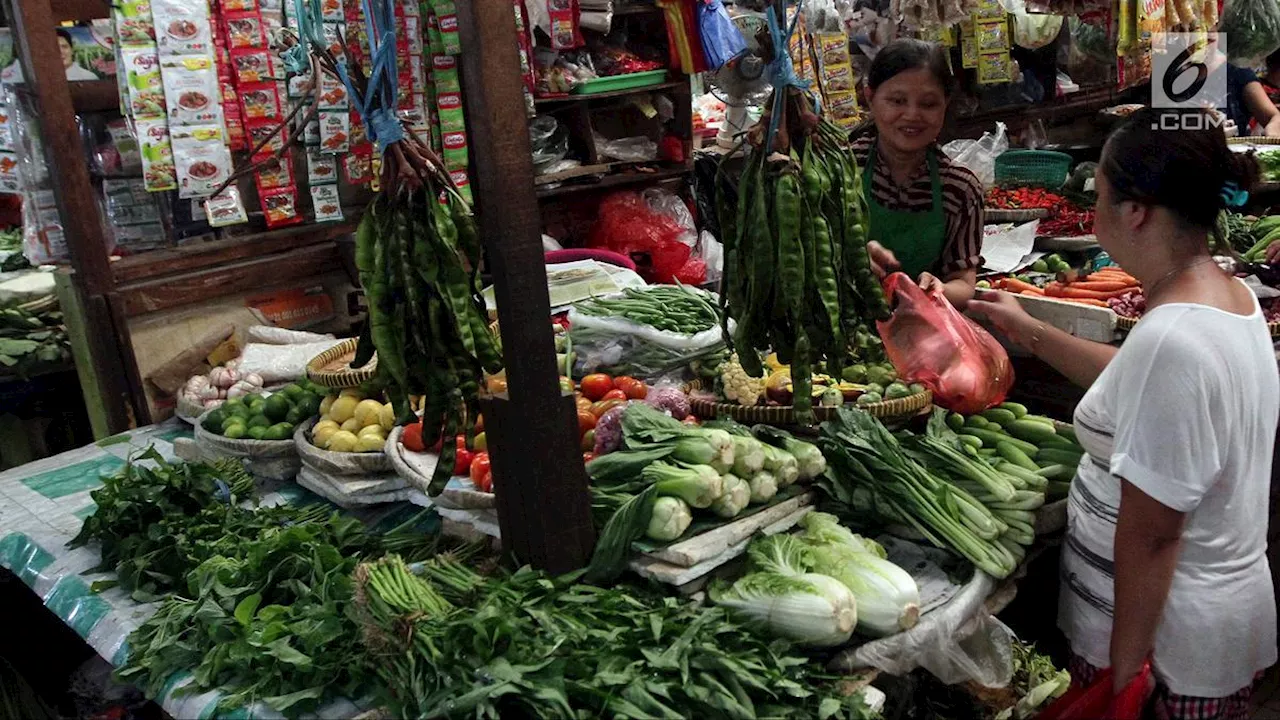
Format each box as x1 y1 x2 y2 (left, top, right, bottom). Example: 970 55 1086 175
402 422 425 452
681 415 701 426
575 395 594 412
470 452 492 492
454 445 475 476
577 410 597 435
581 429 596 451
590 399 627 418
624 381 648 400
602 389 628 402
580 373 615 401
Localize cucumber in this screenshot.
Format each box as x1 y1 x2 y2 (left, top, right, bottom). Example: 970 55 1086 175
998 401 1028 418
958 434 983 449
1004 419 1060 445
1039 435 1082 451
1021 414 1057 427
1055 425 1078 444
978 448 998 457
986 422 1003 431
964 415 990 429
1036 448 1084 467
947 412 965 431
983 408 1018 426
959 428 1038 455
1035 463 1075 481
962 443 980 459
998 441 1041 472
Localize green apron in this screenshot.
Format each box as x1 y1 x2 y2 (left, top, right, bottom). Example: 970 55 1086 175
862 141 948 279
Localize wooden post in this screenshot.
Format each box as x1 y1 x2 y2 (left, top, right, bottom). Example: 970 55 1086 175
456 0 595 573
7 0 144 434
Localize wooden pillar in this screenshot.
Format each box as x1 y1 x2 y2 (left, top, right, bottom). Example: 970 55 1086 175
456 0 595 572
7 0 143 434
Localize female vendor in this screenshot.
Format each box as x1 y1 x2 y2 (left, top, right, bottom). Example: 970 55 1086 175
853 39 985 308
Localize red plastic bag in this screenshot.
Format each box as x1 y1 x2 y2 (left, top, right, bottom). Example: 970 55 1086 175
1037 661 1154 720
876 272 1014 415
589 192 696 284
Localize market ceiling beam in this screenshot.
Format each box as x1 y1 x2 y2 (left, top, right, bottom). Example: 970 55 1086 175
455 0 595 574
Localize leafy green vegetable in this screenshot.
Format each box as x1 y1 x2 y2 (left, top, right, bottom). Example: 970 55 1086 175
355 556 877 719
710 571 857 647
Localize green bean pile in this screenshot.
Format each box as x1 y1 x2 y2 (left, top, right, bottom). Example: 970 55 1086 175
574 285 721 334
718 102 890 426
353 180 501 495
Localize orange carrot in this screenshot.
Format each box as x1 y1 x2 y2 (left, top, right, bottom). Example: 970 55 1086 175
1068 280 1133 292
1001 277 1043 295
1093 269 1140 284
1055 297 1109 307
1047 283 1131 300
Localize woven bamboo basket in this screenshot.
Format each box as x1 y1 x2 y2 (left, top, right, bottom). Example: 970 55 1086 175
983 208 1049 224
1229 136 1280 145
17 294 57 314
306 338 377 389
684 379 931 426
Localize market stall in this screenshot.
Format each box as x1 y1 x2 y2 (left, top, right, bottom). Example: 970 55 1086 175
4 0 1280 715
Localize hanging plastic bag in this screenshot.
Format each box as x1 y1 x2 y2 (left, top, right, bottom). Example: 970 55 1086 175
698 0 746 71
876 272 1013 415
1220 0 1280 66
1037 660 1153 720
941 123 1008 189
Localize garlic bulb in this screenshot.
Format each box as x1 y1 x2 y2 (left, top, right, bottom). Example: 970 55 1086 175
243 372 264 388
209 366 241 389
227 380 257 398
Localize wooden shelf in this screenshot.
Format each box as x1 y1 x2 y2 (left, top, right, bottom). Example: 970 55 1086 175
535 80 684 105
110 219 358 285
535 164 689 199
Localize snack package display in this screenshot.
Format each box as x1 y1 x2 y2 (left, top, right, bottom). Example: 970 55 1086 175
161 55 222 126
152 0 214 55
254 152 294 191
122 47 167 119
310 183 343 222
225 12 267 49
306 150 338 183
136 117 178 191
260 185 302 228
231 47 276 83
203 186 249 227
319 110 350 152
240 81 283 120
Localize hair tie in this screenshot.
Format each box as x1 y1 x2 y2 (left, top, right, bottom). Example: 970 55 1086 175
1221 181 1249 209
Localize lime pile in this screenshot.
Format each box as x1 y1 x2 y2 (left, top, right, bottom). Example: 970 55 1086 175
200 379 327 441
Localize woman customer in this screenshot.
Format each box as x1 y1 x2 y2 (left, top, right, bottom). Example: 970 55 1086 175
969 107 1276 719
852 39 985 308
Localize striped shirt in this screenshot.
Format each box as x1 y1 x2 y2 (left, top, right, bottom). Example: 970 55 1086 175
850 135 985 276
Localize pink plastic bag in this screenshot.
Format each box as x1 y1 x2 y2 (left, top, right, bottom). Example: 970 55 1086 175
1037 661 1154 720
876 272 1014 415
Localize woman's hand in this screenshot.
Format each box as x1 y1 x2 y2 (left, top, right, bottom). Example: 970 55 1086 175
1267 239 1280 266
918 272 941 294
867 241 900 278
966 289 1040 351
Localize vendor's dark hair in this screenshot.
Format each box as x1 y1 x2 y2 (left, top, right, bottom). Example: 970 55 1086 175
867 39 955 97
1100 107 1258 230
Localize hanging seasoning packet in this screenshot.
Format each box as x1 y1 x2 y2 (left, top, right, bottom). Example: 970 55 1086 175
546 0 583 50
153 0 214 55
431 0 462 54
306 150 338 183
319 110 349 152
260 185 302 227
240 81 283 120
231 47 275 83
225 12 267 49
161 55 222 126
204 186 249 227
975 17 1010 53
122 47 167 119
247 118 286 159
172 124 232 198
977 52 1015 84
254 152 294 191
311 183 343 222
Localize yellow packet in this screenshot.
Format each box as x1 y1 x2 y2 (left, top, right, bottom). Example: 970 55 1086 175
977 51 1014 84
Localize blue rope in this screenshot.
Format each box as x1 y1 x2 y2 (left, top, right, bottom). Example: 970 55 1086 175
762 3 810 154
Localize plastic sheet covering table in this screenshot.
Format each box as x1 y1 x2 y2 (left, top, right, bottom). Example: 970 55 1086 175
0 417 426 719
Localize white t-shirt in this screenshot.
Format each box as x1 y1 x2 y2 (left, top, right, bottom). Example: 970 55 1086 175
1059 288 1278 698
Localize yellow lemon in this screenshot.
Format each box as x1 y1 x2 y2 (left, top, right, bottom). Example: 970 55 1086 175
319 394 337 417
356 433 385 452
353 399 385 428
328 395 359 424
312 420 340 448
340 417 362 433
358 424 386 439
326 430 359 452
379 403 396 432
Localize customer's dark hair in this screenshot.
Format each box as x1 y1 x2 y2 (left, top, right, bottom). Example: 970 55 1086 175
1100 107 1258 230
867 39 955 97
1268 48 1280 72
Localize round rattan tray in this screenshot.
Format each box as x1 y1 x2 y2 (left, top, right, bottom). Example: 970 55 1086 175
307 338 377 389
1116 314 1280 337
984 208 1049 224
685 379 931 426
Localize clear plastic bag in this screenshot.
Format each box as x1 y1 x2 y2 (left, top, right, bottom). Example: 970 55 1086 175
1220 0 1280 66
877 272 1014 415
941 122 1008 189
568 297 733 378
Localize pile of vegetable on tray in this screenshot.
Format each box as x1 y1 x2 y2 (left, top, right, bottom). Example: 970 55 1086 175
985 186 1095 237
69 451 446 715
991 264 1141 308
713 514 920 646
0 303 71 376
716 82 889 426
574 284 721 334
352 553 878 720
584 403 826 580
1234 214 1280 262
816 406 1079 579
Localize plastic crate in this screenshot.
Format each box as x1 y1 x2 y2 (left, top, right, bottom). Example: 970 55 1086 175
994 150 1073 188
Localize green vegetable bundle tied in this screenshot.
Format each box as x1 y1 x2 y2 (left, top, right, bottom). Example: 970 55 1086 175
353 174 501 496
717 88 890 425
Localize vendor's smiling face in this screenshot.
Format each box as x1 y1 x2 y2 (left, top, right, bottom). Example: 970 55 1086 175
868 68 948 154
